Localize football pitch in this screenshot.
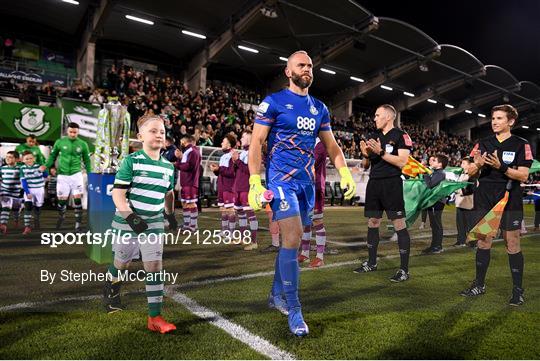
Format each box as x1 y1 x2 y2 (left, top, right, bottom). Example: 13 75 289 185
1 205 540 359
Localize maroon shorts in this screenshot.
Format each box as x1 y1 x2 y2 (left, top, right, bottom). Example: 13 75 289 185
219 190 235 208
235 191 249 210
180 186 198 203
314 188 325 214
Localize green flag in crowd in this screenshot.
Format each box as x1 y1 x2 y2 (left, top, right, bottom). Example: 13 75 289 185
529 159 540 174
404 177 470 227
445 166 463 176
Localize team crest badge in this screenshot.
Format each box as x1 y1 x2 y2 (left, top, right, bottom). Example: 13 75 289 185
163 173 169 181
279 199 290 211
14 107 51 137
385 144 394 153
76 147 81 153
309 105 318 115
502 151 515 164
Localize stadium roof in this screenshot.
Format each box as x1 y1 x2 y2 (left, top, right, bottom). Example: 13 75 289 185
1 0 539 129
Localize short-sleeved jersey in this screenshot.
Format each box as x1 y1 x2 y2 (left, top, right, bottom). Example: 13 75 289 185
470 134 533 186
19 164 46 189
111 150 175 237
0 165 22 198
255 88 332 184
366 128 412 179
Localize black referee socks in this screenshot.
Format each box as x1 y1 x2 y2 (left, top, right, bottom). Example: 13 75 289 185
396 229 410 272
475 248 491 286
367 227 379 266
508 252 524 288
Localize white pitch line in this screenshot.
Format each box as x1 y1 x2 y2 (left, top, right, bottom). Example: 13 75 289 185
0 295 101 312
168 290 295 360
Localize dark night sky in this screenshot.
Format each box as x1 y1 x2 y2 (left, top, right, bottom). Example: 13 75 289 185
357 0 540 84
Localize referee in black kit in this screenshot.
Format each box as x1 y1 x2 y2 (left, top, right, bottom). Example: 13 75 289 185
354 104 413 282
460 104 533 306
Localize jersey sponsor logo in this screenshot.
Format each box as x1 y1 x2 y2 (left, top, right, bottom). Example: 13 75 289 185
106 184 113 196
309 105 319 115
257 102 270 113
385 144 394 153
403 133 413 147
14 107 51 137
524 144 533 160
296 116 316 131
502 151 515 164
62 146 68 150
140 171 149 177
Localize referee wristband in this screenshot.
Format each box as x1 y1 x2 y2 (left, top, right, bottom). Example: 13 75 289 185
498 162 509 173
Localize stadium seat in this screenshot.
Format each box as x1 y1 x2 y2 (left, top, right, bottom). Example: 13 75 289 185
325 181 334 206
333 182 344 206
199 177 217 207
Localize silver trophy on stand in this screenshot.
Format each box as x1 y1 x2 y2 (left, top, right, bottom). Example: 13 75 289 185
92 97 131 174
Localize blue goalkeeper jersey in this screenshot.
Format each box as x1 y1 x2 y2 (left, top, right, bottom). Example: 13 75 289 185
255 88 332 184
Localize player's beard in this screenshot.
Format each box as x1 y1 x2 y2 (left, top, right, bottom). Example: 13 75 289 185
291 71 312 89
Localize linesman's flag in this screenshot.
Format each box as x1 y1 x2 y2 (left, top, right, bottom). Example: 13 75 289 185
467 191 509 242
402 156 432 178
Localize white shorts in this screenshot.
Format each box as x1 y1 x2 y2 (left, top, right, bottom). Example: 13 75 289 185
112 235 164 263
26 188 45 207
57 173 84 197
1 196 23 209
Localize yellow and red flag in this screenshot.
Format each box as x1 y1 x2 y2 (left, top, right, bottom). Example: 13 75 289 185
467 191 509 241
402 156 432 178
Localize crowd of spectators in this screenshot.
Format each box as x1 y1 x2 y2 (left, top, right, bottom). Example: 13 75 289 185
0 64 475 165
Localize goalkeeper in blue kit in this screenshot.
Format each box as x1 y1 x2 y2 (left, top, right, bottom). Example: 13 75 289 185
248 50 356 336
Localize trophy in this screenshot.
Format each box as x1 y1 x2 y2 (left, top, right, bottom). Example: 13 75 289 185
92 97 131 173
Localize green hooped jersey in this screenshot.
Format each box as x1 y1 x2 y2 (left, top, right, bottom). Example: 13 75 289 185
0 165 22 198
111 150 175 237
45 137 91 176
19 164 46 188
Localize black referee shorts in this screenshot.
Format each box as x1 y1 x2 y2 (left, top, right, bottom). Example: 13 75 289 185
470 182 523 231
364 176 405 220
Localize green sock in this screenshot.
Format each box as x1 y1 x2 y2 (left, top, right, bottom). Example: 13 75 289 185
146 271 164 317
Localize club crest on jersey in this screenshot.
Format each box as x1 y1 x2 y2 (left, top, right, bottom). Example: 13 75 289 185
502 151 515 164
285 104 294 110
385 144 394 153
162 173 169 181
309 105 318 115
279 199 290 211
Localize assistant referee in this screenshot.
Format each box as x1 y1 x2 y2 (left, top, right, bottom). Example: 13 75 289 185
460 104 533 306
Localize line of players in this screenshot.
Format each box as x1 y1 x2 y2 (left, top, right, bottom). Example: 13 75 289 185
0 124 91 235
0 138 58 235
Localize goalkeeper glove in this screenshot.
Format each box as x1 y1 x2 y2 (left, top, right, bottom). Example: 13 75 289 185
248 174 268 211
125 213 148 234
339 166 356 200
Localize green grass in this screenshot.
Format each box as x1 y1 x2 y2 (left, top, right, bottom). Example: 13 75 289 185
1 205 539 359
